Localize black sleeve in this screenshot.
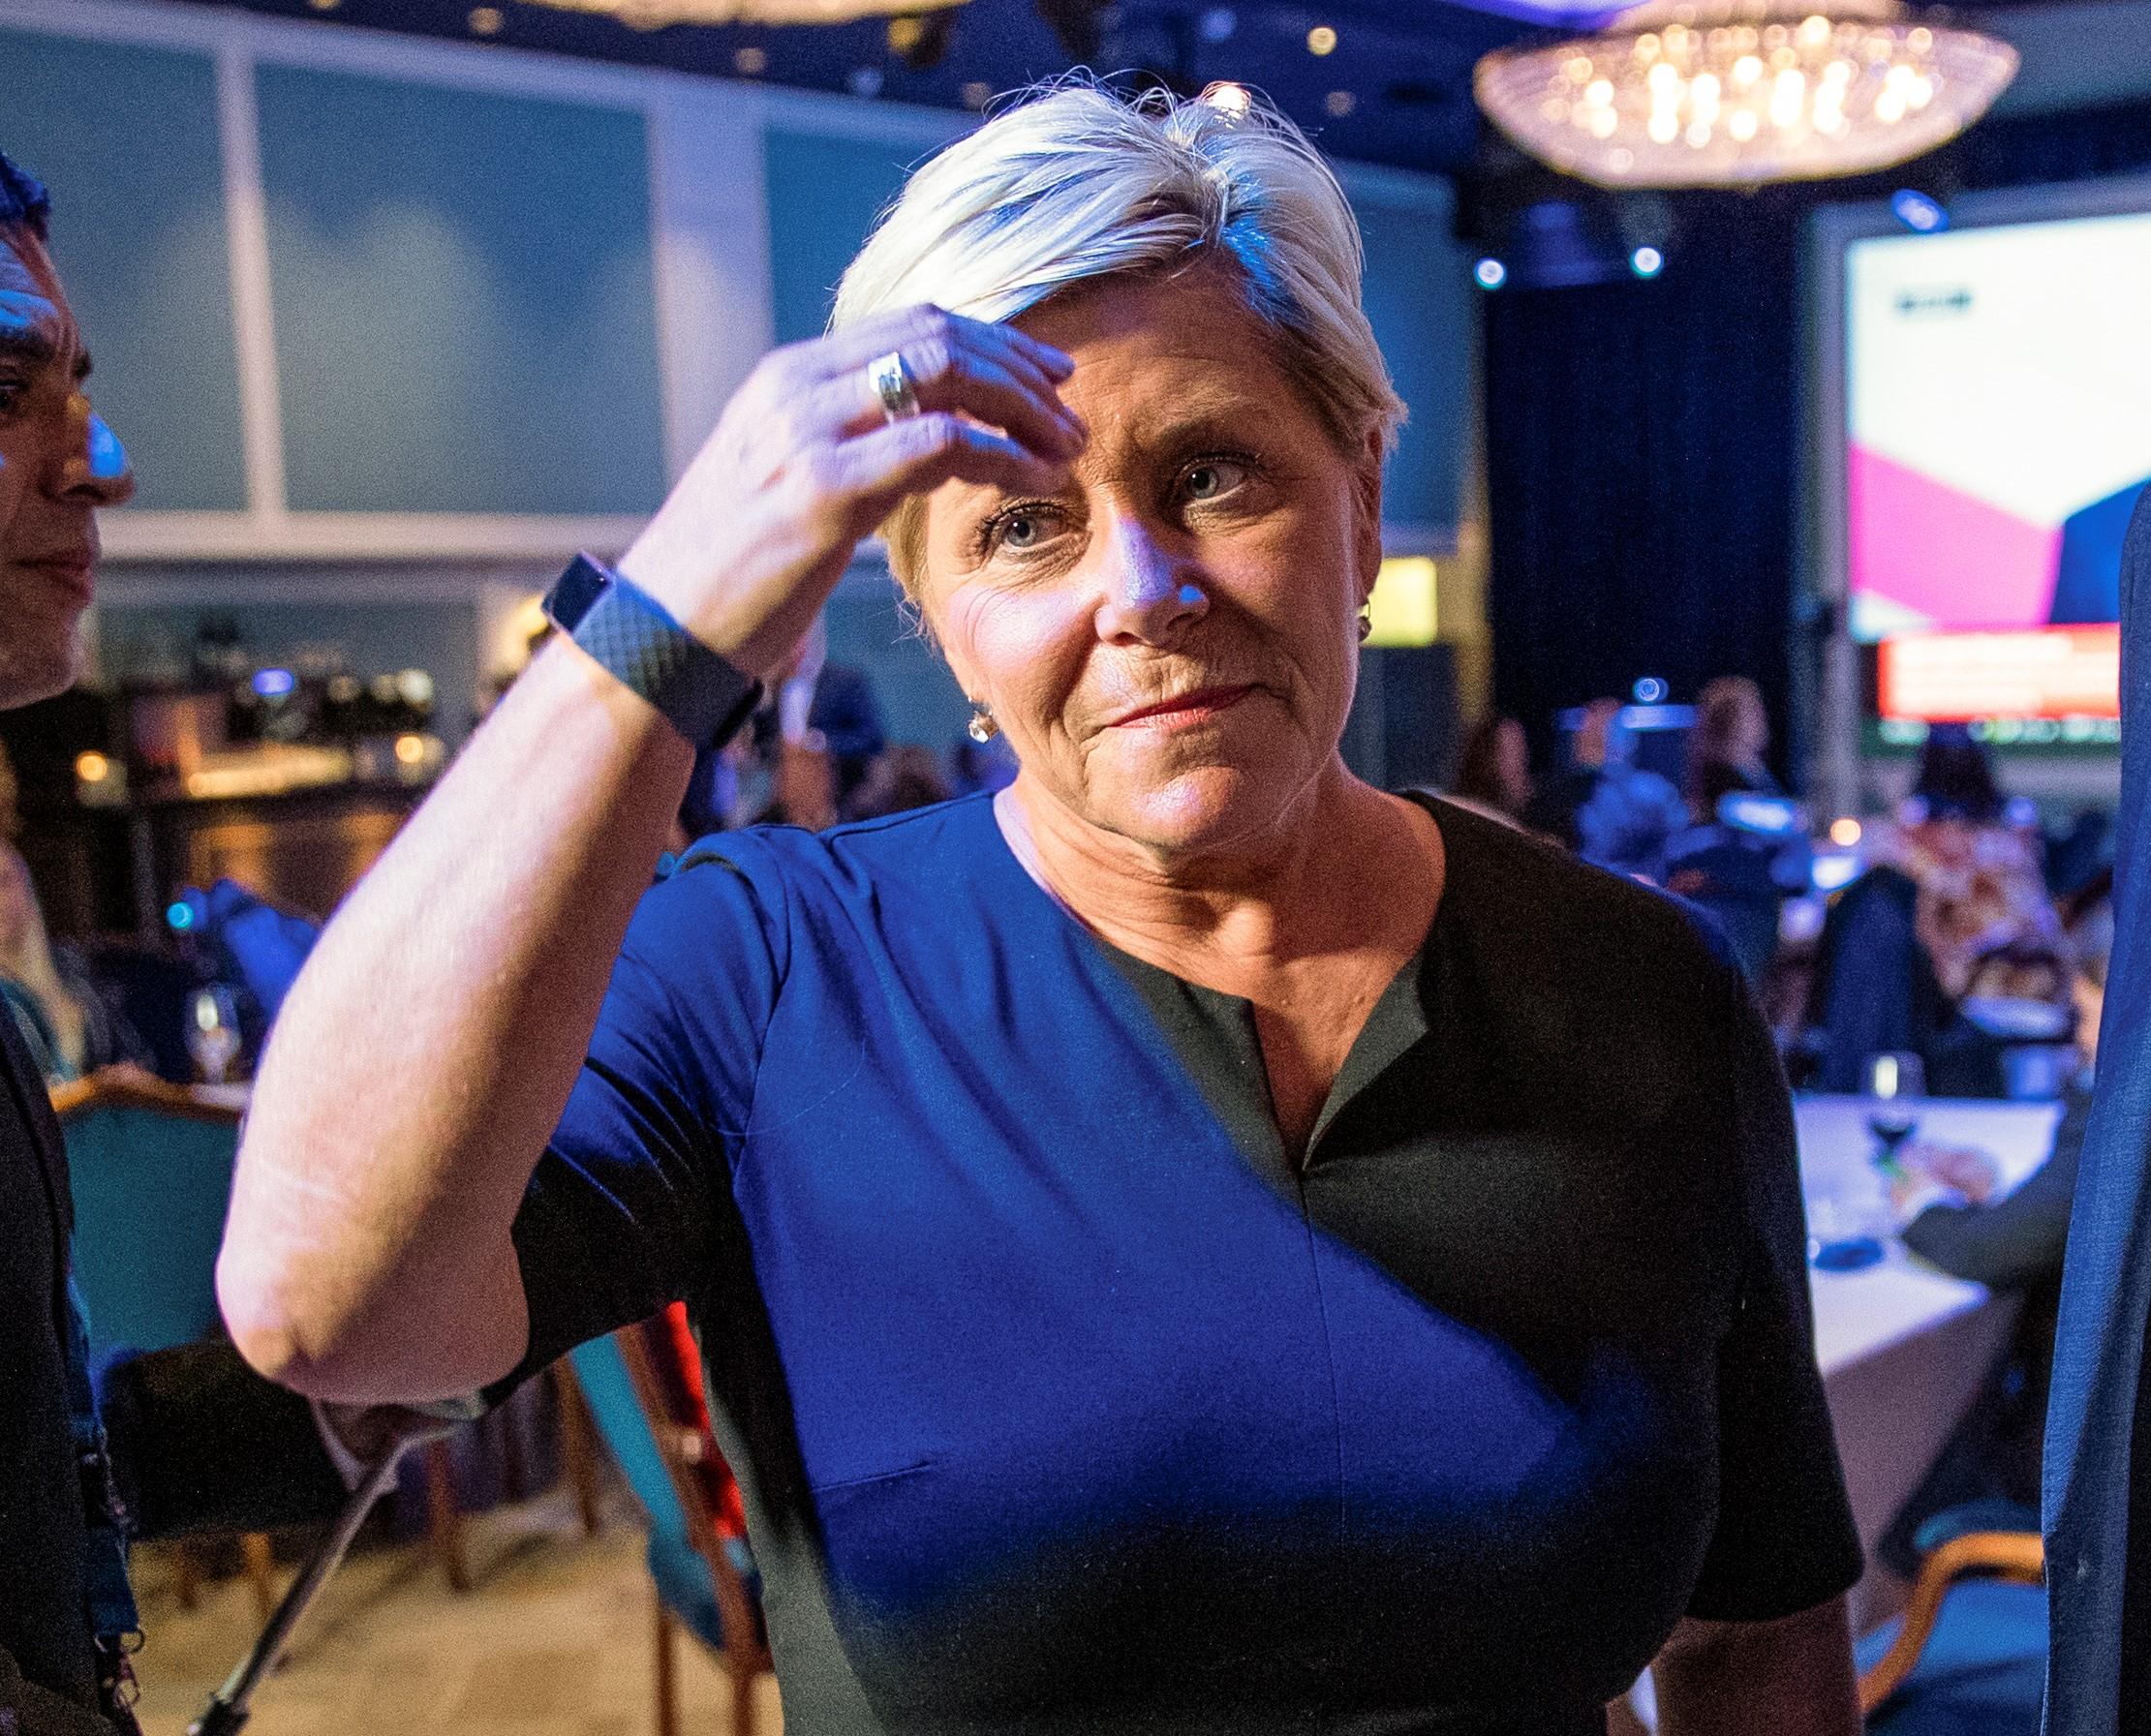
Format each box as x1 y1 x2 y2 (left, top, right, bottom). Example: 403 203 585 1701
1902 1086 2086 1292
484 850 787 1403
1685 959 1866 1621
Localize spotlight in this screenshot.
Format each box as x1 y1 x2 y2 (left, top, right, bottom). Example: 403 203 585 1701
1890 189 1948 232
1198 7 1237 44
1474 257 1508 289
1633 676 1669 703
1307 23 1338 55
847 66 885 98
1629 244 1664 278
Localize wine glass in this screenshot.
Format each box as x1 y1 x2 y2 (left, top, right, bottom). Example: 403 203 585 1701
187 985 243 1085
1863 1051 1925 1203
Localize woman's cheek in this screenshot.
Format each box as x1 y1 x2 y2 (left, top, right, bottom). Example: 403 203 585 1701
951 585 1093 732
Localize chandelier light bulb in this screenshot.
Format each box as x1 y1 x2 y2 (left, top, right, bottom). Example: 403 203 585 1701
1474 0 2016 189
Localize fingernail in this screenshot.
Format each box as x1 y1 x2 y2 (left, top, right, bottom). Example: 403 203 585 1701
1037 344 1076 377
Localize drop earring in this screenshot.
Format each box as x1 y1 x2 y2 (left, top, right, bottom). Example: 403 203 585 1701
968 706 999 744
1357 606 1373 643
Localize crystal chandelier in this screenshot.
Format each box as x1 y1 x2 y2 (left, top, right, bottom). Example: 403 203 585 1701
518 0 968 25
1474 0 2017 189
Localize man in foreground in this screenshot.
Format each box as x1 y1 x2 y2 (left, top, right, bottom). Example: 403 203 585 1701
0 147 144 1734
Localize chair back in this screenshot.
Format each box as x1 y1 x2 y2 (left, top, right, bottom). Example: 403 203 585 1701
568 1332 696 1552
53 1070 242 1358
568 1324 767 1663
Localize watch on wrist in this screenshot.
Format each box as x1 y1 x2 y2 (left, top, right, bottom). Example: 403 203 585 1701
542 554 762 751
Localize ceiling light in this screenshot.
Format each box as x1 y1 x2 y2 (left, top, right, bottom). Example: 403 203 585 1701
1474 0 2015 189
1890 186 1947 230
734 44 767 71
1325 89 1357 116
522 0 969 25
1307 24 1338 55
469 6 505 33
1474 257 1509 289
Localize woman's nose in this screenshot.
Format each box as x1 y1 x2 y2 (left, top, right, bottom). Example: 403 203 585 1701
1092 519 1207 646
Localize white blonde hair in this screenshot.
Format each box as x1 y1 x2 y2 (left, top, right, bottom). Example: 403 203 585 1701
831 77 1406 587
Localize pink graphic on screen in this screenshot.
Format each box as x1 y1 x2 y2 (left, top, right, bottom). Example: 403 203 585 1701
1848 444 2062 629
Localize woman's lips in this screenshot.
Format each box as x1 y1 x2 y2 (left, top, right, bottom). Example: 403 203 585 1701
1110 685 1257 730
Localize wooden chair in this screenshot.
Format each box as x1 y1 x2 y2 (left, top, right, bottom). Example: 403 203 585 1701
568 1322 773 1736
1858 1530 2045 1733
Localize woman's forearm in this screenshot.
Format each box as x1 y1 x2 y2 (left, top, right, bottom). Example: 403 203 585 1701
1652 1597 1859 1736
217 636 693 1404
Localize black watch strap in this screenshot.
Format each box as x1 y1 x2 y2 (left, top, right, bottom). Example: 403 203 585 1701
543 554 762 751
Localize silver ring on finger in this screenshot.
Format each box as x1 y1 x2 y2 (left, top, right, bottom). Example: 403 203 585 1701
868 350 921 424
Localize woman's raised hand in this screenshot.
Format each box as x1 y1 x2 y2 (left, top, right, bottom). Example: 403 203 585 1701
619 305 1084 678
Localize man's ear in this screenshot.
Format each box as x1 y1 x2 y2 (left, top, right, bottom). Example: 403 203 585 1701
1352 425 1387 607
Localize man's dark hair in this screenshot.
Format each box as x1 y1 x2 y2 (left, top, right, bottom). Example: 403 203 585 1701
0 150 52 242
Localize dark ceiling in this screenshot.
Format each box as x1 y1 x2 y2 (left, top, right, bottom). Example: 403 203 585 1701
157 0 1566 174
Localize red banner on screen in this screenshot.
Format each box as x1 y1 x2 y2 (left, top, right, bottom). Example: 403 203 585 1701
1879 627 2121 721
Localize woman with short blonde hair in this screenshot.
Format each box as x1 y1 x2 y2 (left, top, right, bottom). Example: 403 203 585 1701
225 80 1861 1735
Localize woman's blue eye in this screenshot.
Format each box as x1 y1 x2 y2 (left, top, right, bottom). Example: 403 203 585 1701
1003 513 1041 548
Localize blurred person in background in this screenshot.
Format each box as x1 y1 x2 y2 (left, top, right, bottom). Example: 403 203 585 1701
222 82 1860 1734
1872 891 2112 1566
725 613 888 828
0 838 92 1082
845 743 952 821
1804 724 2071 1094
1521 694 1620 848
0 148 145 1736
1684 676 1780 820
1447 714 1531 826
1883 725 2070 1014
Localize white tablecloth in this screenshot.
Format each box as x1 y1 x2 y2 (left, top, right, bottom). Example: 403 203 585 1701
1797 1094 2062 1627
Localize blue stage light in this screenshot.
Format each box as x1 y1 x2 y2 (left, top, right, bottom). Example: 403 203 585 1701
1890 190 1948 233
1474 257 1508 290
252 667 296 699
167 899 195 932
1633 676 1669 703
1629 246 1664 279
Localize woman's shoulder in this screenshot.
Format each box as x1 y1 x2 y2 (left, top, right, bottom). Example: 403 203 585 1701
1422 793 1740 991
649 794 1007 928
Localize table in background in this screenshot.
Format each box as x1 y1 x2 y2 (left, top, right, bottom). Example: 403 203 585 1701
1797 1093 2062 1629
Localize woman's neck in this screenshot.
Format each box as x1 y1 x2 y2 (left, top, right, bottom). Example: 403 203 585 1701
995 763 1440 991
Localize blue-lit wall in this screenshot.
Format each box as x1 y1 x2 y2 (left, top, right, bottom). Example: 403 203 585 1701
255 65 668 517
0 27 247 512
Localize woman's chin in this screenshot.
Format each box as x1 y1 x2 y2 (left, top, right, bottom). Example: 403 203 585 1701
1087 760 1312 858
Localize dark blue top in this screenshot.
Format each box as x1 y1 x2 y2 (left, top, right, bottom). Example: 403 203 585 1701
2045 489 2151 1736
507 793 1859 1734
